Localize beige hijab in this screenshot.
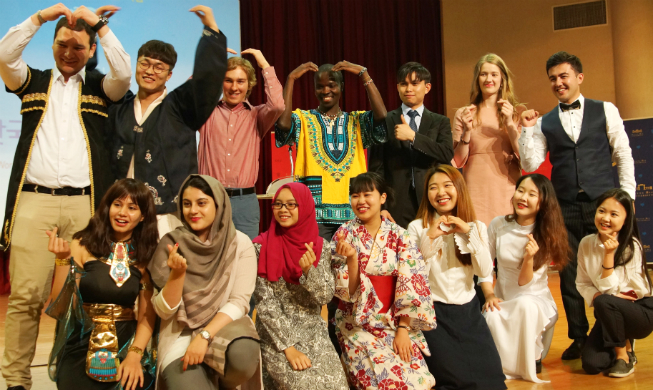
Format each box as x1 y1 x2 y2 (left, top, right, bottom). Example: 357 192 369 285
149 174 238 329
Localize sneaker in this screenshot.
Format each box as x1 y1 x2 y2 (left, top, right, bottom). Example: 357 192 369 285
536 359 542 374
628 350 637 366
608 358 635 378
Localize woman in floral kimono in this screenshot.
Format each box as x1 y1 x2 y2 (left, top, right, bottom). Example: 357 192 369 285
332 172 437 390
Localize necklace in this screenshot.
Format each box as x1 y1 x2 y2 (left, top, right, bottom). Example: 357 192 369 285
107 241 135 287
317 107 342 126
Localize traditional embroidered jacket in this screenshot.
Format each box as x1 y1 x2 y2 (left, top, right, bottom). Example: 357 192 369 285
2 67 115 248
275 109 387 225
109 27 227 214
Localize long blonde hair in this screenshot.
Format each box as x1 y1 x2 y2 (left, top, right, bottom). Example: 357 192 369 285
469 53 522 129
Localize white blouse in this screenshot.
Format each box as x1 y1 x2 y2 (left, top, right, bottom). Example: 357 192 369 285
408 217 493 305
576 234 651 306
479 217 556 315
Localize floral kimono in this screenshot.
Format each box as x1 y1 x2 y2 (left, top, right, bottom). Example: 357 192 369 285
332 217 436 390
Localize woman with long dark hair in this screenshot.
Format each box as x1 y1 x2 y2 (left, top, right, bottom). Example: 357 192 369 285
480 173 569 383
148 175 261 390
408 165 506 390
46 179 158 390
576 188 653 377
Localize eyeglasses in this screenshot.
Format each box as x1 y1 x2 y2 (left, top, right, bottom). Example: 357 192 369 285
272 202 298 210
137 60 169 74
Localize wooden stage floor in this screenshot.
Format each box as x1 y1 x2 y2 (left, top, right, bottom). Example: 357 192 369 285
0 272 651 389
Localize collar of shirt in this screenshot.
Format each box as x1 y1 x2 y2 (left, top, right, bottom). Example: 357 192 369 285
557 93 585 114
401 102 425 117
219 99 253 113
52 64 86 84
134 87 168 125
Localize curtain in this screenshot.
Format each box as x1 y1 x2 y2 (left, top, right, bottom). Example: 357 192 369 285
241 0 445 233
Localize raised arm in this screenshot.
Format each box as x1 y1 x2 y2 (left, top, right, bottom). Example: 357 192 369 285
518 110 547 172
276 62 318 131
332 61 387 121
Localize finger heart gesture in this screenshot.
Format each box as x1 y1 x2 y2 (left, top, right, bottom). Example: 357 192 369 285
299 242 316 274
46 227 71 260
335 232 357 259
167 243 187 274
524 234 539 260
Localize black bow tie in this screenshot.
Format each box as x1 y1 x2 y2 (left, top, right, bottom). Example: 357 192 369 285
560 100 581 112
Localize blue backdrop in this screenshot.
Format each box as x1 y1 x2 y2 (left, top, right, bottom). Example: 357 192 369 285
0 0 240 217
626 117 653 262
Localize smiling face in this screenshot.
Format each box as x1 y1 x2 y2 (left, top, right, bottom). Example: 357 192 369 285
427 172 458 216
273 188 299 228
222 66 250 107
397 72 431 109
548 62 583 104
595 197 626 236
512 178 541 222
136 56 172 95
350 187 386 224
182 186 217 241
314 71 342 111
109 196 144 241
478 62 502 97
52 27 96 80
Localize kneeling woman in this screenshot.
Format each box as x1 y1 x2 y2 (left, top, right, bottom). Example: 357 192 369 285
576 188 653 377
333 172 436 390
149 175 261 390
480 174 568 383
46 179 158 390
407 165 506 390
253 183 348 389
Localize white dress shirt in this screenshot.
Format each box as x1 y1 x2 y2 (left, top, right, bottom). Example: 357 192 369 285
576 234 651 307
0 17 131 188
401 102 424 129
518 94 636 199
408 217 493 305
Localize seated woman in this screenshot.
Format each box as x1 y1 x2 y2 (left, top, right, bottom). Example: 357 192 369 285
407 165 506 390
46 178 158 390
148 175 261 390
332 172 436 390
253 182 348 389
577 188 653 378
480 173 569 383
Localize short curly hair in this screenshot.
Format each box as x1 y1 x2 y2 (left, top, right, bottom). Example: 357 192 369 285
227 57 257 97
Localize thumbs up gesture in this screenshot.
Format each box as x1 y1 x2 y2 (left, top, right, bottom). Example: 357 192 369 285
395 114 416 141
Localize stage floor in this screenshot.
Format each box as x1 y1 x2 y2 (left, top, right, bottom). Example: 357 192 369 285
0 272 651 389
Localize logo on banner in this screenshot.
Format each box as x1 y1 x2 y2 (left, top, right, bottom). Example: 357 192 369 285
637 183 653 197
632 129 643 137
643 244 651 253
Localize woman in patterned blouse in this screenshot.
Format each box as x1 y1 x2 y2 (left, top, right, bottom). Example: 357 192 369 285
332 172 437 390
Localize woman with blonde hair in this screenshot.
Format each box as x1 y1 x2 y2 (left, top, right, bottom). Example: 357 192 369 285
452 53 525 226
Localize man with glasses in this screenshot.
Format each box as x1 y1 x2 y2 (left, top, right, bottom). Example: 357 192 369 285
108 5 229 236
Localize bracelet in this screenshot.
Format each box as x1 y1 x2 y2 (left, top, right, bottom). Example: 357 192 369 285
139 282 153 291
358 67 367 77
397 325 411 331
55 258 71 266
37 10 46 25
363 78 374 87
461 139 471 145
128 346 144 356
601 264 615 270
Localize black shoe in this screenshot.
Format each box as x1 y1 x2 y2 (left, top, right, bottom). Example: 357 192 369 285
561 338 586 360
608 358 635 378
8 386 27 390
536 358 542 374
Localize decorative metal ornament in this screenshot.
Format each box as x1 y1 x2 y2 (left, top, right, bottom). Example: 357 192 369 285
109 242 131 287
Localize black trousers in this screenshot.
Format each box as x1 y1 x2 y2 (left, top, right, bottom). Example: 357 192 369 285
559 194 597 339
582 295 653 374
318 222 343 356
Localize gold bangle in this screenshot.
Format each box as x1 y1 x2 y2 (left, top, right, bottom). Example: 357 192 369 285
55 258 70 266
128 346 144 356
139 282 153 291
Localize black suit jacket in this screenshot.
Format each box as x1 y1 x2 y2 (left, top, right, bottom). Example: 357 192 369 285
369 107 453 228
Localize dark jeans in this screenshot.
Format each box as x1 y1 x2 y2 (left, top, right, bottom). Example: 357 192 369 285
230 192 261 317
319 222 343 355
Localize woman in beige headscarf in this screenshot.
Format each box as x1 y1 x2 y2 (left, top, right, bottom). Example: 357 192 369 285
149 175 261 390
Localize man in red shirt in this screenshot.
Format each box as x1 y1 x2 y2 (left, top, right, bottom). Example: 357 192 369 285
198 49 284 239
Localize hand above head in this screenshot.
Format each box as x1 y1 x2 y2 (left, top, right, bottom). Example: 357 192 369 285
332 61 365 75
520 109 539 127
446 215 471 234
189 5 219 32
35 3 75 26
299 242 316 275
167 244 187 276
241 48 270 69
335 232 357 259
482 294 503 312
523 234 539 260
94 5 120 19
289 62 318 81
46 227 71 260
395 115 416 141
460 104 476 133
72 5 101 27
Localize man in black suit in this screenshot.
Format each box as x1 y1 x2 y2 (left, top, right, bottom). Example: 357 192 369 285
369 62 453 228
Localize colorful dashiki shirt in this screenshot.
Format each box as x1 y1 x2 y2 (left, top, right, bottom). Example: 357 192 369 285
275 109 387 225
331 217 437 390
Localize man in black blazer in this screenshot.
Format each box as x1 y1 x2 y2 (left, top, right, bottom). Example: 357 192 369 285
369 62 453 228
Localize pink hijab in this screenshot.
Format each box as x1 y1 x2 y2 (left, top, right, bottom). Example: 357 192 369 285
254 183 323 284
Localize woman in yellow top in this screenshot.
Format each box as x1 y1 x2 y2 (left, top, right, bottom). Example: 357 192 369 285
276 61 388 241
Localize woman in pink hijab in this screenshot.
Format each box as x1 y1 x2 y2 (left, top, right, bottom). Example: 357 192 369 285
253 183 348 390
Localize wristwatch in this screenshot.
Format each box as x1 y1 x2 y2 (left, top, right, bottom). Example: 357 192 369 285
92 15 109 33
199 329 212 343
